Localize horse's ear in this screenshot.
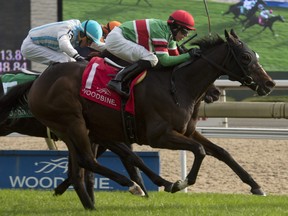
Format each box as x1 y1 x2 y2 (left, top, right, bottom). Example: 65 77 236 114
224 29 230 40
230 29 239 39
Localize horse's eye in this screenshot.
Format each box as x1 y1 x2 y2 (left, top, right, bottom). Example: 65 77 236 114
241 54 251 64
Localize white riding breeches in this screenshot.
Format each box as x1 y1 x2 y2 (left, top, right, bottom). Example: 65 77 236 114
105 27 158 67
21 36 76 65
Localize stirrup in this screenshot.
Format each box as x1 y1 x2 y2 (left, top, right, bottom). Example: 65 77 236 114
107 80 129 98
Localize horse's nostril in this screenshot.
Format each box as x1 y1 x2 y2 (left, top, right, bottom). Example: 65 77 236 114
266 80 276 88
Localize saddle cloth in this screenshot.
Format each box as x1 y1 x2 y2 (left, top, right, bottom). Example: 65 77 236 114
80 57 143 115
0 72 37 118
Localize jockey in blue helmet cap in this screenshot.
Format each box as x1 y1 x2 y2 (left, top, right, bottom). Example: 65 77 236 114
80 20 103 44
21 19 103 65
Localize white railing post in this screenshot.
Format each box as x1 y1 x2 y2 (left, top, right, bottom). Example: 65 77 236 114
180 150 187 193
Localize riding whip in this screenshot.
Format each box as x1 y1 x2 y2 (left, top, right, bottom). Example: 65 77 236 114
203 0 212 36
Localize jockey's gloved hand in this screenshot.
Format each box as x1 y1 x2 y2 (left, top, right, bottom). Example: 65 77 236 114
188 48 201 58
73 54 87 63
177 45 188 54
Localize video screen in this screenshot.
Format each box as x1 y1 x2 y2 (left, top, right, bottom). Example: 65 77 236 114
63 0 287 73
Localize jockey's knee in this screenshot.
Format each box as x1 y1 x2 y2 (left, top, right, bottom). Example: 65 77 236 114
142 54 158 67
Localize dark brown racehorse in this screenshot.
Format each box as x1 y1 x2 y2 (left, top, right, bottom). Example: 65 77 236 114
242 15 285 36
0 71 150 202
0 30 275 210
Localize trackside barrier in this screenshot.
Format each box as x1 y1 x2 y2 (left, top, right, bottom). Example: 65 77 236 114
198 102 288 119
214 79 288 90
197 127 288 139
0 150 160 191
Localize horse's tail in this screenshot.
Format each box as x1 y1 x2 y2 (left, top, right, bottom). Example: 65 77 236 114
0 80 34 123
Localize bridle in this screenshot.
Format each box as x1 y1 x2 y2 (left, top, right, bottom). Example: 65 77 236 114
201 0 258 89
170 33 260 106
199 39 259 91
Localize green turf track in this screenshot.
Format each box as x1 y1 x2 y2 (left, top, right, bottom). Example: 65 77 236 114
1 190 288 215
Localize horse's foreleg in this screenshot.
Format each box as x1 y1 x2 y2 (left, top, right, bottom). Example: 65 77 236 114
193 130 265 196
268 26 275 36
258 26 267 34
148 130 206 193
171 147 205 193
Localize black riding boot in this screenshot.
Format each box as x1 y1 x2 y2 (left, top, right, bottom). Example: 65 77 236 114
107 60 151 98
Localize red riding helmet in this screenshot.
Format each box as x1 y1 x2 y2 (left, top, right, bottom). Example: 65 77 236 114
167 10 196 30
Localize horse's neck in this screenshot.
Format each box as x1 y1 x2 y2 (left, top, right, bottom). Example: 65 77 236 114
176 44 227 100
273 16 280 21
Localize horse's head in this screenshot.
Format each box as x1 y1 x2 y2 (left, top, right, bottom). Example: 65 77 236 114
223 29 275 96
279 15 285 22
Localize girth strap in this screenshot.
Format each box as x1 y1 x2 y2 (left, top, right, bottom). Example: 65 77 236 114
120 97 138 144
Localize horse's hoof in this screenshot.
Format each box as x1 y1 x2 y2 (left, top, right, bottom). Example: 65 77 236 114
84 205 96 211
171 180 182 193
251 188 266 196
129 181 145 197
163 183 173 193
53 190 63 196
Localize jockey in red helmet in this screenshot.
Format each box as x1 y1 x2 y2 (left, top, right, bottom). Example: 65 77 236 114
105 10 201 97
167 10 196 40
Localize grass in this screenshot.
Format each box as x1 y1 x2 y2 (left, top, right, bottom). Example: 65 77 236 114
1 190 288 215
62 0 288 72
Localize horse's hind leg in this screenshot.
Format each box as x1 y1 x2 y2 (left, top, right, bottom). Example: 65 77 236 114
120 148 149 197
54 155 72 196
193 130 265 195
54 143 102 201
91 141 150 197
102 141 173 192
121 158 148 196
83 143 101 204
62 123 145 191
83 143 110 204
68 150 95 210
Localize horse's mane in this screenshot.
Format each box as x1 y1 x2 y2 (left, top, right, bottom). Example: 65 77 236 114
190 34 224 52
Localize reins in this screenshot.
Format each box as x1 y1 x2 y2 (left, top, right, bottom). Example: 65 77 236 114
199 42 256 88
170 38 259 105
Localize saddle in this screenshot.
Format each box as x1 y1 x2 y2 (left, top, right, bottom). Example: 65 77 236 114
258 17 266 26
81 56 144 144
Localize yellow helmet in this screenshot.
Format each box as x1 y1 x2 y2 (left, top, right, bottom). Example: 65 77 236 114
102 21 121 38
